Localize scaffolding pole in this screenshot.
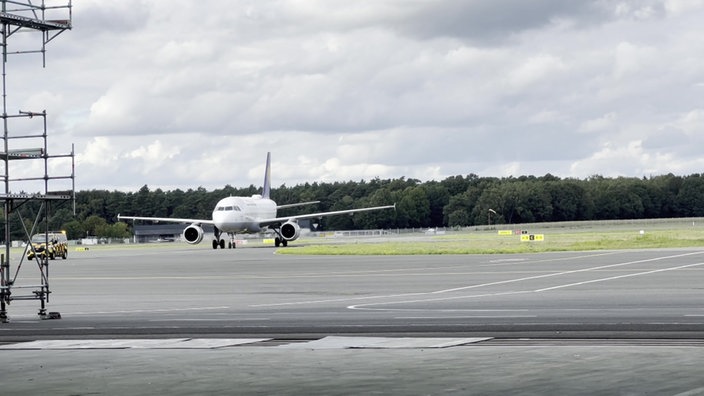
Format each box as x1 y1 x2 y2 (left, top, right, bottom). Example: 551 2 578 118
0 0 72 322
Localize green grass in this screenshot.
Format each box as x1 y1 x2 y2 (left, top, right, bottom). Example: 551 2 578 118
11 222 700 257
278 228 704 255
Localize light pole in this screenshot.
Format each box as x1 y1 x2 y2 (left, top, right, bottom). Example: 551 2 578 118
488 208 497 227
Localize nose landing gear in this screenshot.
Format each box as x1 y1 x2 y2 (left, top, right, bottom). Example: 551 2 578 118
212 227 238 249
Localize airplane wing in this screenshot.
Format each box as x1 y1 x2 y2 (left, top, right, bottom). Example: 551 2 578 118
257 204 395 227
277 200 320 209
117 214 215 225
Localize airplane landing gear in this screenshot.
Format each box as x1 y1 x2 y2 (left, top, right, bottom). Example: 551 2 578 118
212 227 226 249
212 239 225 249
211 227 239 249
272 225 289 247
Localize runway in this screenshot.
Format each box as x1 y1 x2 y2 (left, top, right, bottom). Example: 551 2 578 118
2 245 704 395
2 245 704 340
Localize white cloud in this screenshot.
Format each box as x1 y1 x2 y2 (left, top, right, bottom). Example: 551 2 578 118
507 54 567 89
671 109 704 135
126 140 179 163
1 0 703 192
569 140 678 177
579 113 618 133
528 110 565 124
665 0 704 15
612 41 657 79
79 137 120 168
613 2 661 19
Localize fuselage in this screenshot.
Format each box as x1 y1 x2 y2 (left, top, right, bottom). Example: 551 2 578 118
211 195 277 233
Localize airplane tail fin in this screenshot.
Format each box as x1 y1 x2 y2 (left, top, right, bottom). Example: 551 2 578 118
262 152 271 199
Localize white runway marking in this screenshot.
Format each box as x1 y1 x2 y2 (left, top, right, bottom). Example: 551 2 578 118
483 251 619 266
395 316 537 319
0 337 493 350
350 291 534 310
149 318 270 322
278 336 491 349
345 251 704 311
535 262 704 292
435 251 704 294
672 387 704 396
255 251 704 310
251 292 430 308
0 338 271 350
67 306 230 316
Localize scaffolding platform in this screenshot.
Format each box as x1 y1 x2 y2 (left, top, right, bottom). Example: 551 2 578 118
0 12 70 30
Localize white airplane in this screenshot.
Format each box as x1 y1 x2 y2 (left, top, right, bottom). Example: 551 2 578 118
118 153 395 249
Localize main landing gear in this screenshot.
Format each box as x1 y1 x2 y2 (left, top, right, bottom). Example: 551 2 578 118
272 226 288 247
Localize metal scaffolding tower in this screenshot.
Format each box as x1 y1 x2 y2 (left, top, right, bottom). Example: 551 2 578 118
0 0 73 322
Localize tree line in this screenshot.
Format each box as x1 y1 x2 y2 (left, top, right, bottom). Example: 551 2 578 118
4 172 704 240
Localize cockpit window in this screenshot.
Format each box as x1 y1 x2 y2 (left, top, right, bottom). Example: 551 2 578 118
217 205 242 211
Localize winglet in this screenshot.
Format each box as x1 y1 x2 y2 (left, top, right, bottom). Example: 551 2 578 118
262 152 272 199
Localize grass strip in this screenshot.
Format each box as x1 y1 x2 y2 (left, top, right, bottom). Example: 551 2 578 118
278 228 704 255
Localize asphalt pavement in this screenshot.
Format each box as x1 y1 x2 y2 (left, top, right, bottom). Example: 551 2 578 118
1 243 704 394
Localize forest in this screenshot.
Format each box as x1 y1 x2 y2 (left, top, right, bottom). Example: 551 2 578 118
4 172 704 240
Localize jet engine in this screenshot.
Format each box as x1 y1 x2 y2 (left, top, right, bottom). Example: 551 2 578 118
183 224 204 244
280 221 301 241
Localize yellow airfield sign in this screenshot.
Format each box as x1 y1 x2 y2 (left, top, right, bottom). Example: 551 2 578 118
520 234 544 242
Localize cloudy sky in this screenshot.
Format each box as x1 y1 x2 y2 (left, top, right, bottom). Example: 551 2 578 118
6 0 704 192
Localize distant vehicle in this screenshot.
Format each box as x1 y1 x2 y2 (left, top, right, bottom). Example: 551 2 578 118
119 152 395 249
27 231 68 260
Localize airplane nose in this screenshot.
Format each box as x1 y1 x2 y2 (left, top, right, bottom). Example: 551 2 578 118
212 210 237 228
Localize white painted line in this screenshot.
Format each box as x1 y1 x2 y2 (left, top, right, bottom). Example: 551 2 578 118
535 262 704 292
672 386 704 396
0 338 271 350
253 252 632 308
482 251 621 267
166 339 270 349
0 339 189 350
148 318 269 322
114 339 192 349
348 251 704 311
437 251 704 294
66 306 230 316
395 316 537 319
349 290 532 310
251 292 429 308
278 336 492 349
